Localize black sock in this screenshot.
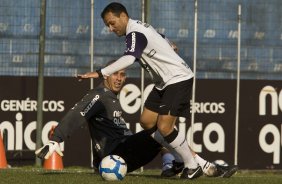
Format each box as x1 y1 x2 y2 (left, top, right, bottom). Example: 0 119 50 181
164 129 178 143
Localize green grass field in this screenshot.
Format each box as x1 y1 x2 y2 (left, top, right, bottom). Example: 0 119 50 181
0 167 282 184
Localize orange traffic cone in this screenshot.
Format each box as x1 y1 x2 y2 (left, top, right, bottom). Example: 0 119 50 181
0 131 8 169
43 151 64 170
43 126 64 170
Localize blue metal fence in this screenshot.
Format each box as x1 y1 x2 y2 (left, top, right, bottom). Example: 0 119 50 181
0 0 281 79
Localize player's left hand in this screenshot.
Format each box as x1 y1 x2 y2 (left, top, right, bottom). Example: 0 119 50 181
35 140 63 159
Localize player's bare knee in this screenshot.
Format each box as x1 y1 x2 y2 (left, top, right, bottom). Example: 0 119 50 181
139 119 155 130
157 123 174 137
157 115 176 136
140 114 157 130
140 122 151 130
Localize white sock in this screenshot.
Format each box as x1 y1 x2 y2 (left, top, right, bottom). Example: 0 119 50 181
168 132 198 169
152 130 183 163
194 154 216 175
194 154 208 169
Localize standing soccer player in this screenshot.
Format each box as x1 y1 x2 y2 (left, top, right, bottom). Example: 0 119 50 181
78 2 237 179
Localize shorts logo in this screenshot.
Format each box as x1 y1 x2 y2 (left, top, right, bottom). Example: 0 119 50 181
95 143 101 151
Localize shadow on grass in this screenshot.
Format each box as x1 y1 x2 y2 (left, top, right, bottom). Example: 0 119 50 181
37 169 96 175
127 173 179 180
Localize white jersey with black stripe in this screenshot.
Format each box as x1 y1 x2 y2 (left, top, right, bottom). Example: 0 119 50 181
124 19 194 90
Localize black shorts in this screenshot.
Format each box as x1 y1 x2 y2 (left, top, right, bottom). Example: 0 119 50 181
144 79 193 118
111 130 161 172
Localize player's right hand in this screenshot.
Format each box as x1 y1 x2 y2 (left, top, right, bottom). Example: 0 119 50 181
76 72 99 81
35 140 63 159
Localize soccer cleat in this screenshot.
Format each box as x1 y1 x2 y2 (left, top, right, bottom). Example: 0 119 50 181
202 161 218 176
180 166 203 179
161 161 184 177
215 164 238 178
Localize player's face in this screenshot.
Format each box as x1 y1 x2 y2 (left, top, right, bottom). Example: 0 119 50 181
103 12 128 37
105 70 126 94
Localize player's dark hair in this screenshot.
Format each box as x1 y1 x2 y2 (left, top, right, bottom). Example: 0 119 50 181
101 2 129 19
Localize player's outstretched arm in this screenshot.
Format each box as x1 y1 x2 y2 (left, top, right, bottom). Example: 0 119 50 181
35 140 63 159
77 55 135 81
76 71 100 81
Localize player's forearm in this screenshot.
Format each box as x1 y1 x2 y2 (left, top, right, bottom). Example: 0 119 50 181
101 55 135 76
50 110 87 143
77 55 135 80
50 90 103 142
77 71 100 80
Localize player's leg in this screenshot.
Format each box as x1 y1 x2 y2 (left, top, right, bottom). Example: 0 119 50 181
193 152 218 176
160 148 238 178
155 79 203 179
141 81 219 179
141 110 216 177
141 108 183 162
140 107 158 129
153 129 209 178
158 80 237 178
153 125 213 177
156 114 202 179
160 148 185 177
141 83 201 179
140 86 187 161
161 148 174 172
159 135 218 177
111 130 161 172
141 106 186 171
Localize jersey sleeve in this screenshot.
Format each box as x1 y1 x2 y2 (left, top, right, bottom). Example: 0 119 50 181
101 55 135 76
158 32 166 38
124 31 148 59
51 89 104 142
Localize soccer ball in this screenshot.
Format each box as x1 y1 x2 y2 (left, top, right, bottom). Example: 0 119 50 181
99 155 127 181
